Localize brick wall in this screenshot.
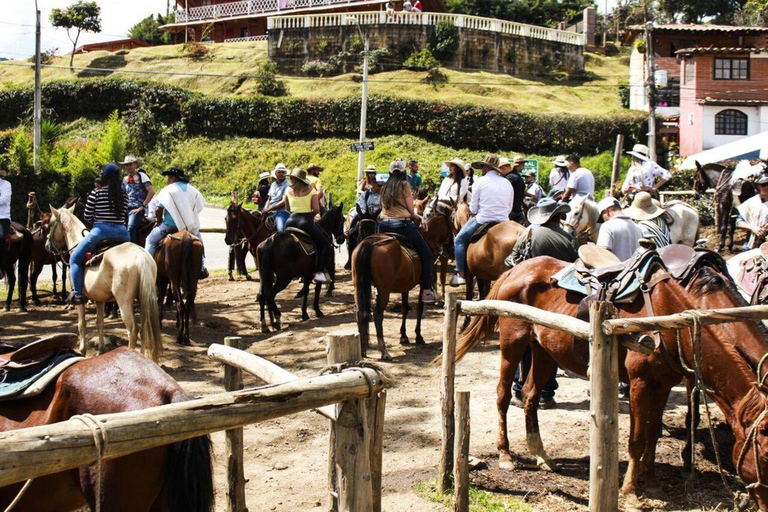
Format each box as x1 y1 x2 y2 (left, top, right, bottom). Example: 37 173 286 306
689 53 768 101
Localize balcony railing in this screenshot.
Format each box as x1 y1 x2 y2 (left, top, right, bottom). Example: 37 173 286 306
176 0 378 24
268 11 585 46
224 34 269 42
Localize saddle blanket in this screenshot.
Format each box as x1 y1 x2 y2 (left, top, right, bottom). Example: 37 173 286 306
0 351 84 401
551 256 656 303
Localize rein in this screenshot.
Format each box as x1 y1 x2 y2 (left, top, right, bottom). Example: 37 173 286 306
565 201 593 244
47 216 81 263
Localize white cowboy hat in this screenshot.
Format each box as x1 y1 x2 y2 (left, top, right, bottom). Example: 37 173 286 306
554 155 568 167
512 155 527 165
443 158 467 176
625 191 668 221
271 163 288 179
118 155 142 166
258 171 271 181
626 143 651 161
365 164 377 173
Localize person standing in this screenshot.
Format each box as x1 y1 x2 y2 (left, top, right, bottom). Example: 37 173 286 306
548 156 570 197
378 159 436 303
736 173 768 249
145 167 208 278
624 192 673 248
119 155 155 245
68 164 130 304
595 196 643 261
451 154 513 286
621 144 670 197
0 169 11 280
252 171 272 211
306 163 326 211
262 164 291 232
560 154 595 202
406 160 422 189
499 156 526 224
507 197 579 409
523 170 544 203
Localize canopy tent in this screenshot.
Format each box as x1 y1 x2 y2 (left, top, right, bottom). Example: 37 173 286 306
679 131 768 170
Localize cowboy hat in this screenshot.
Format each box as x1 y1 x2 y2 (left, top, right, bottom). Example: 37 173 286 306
497 157 512 169
554 156 568 167
527 197 570 225
271 163 288 179
258 171 271 181
472 154 501 172
288 167 311 186
162 167 187 178
365 164 377 173
596 196 620 216
443 158 467 176
118 155 142 166
307 162 323 172
625 191 669 221
757 172 768 185
523 170 536 178
512 155 527 165
626 143 651 162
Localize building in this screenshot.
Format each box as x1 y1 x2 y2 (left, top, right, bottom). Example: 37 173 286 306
73 38 152 54
162 0 447 43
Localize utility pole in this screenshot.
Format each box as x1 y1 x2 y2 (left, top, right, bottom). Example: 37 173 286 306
357 35 370 185
185 0 189 43
33 1 42 173
645 21 656 161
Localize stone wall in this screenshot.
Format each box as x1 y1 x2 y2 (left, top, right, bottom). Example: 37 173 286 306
268 24 584 76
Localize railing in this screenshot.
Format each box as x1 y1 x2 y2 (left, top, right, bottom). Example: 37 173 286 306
176 0 380 23
268 11 586 46
223 34 269 42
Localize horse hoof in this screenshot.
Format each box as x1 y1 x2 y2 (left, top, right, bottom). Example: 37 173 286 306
315 310 325 318
380 353 392 361
498 453 515 471
261 327 270 334
18 306 27 313
176 338 191 346
245 275 252 281
537 458 559 472
400 338 410 345
228 275 235 281
3 305 9 312
301 315 310 322
33 300 42 307
415 336 425 345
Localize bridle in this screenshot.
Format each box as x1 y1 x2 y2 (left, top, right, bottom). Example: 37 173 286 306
228 206 270 246
563 201 593 244
736 390 768 493
47 214 82 262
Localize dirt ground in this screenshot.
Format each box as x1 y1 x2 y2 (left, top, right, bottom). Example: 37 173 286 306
0 256 754 512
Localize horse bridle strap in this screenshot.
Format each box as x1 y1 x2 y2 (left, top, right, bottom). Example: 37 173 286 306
736 389 768 491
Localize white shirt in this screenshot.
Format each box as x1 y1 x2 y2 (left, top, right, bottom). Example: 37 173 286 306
0 178 10 220
526 182 544 202
549 167 570 192
470 170 513 224
596 214 643 261
621 160 671 194
155 182 205 233
566 167 595 200
436 176 468 205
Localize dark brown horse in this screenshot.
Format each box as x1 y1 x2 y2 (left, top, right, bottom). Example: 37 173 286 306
2 222 32 312
257 203 345 333
0 347 213 512
29 213 67 305
224 202 275 281
694 161 757 252
353 212 454 360
456 257 768 508
154 230 204 346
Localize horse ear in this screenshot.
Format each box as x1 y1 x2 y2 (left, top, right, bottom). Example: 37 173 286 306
67 203 76 213
339 201 344 211
50 205 59 217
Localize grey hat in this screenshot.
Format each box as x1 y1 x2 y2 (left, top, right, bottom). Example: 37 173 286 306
758 172 768 185
527 197 570 225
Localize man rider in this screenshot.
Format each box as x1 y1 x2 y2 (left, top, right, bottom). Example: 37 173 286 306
736 172 768 249
499 156 526 224
262 164 290 232
119 155 155 244
345 173 385 270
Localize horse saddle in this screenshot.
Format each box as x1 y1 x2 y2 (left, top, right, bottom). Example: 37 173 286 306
85 239 127 267
372 233 420 262
285 228 317 256
734 244 768 304
4 223 27 247
656 244 728 284
468 222 499 245
0 333 84 401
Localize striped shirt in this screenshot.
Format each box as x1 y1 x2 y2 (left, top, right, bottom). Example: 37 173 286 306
84 187 128 224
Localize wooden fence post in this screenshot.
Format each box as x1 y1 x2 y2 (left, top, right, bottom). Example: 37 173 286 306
610 134 624 197
368 389 386 512
327 330 374 512
439 291 459 493
588 302 619 512
26 192 37 230
223 336 247 512
453 391 470 512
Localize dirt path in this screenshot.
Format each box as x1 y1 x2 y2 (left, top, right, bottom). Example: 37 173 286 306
0 270 745 511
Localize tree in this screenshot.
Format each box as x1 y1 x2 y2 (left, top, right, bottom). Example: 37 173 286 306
49 1 102 70
657 0 746 23
446 0 591 28
128 14 174 45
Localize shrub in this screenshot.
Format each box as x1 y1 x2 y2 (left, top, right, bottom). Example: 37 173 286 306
366 48 394 74
634 39 646 53
422 68 448 89
618 82 630 109
429 20 459 63
256 61 288 97
301 59 338 77
403 48 441 70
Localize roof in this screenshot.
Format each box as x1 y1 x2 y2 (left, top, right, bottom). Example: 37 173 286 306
698 98 768 106
628 23 768 33
676 46 768 55
74 38 151 53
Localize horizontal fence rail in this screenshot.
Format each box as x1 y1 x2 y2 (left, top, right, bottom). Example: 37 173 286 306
176 0 382 23
603 304 768 335
267 11 585 45
0 368 384 488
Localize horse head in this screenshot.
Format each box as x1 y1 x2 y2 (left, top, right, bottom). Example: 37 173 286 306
563 196 598 244
321 202 346 245
224 202 243 246
735 387 768 510
47 204 80 255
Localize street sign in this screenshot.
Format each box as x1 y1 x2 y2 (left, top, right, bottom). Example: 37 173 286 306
524 159 539 181
350 141 374 152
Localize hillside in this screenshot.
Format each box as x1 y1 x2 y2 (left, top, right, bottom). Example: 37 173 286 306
0 41 630 115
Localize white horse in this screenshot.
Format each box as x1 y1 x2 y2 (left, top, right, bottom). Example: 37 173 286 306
49 205 163 361
562 195 599 244
662 201 699 246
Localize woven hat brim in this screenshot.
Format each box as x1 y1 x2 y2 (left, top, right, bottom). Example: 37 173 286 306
471 161 500 172
527 203 570 225
624 204 665 220
626 151 649 161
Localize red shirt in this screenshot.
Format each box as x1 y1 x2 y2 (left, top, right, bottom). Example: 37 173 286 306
413 0 422 9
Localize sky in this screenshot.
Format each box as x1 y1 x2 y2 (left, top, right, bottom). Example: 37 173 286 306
0 0 170 60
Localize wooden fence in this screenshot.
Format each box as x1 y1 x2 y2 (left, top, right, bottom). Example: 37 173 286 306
439 290 768 512
0 331 387 512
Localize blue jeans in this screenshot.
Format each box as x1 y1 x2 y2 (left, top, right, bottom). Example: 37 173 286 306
127 210 145 244
70 222 129 296
378 219 433 290
513 347 559 401
454 217 480 274
145 224 205 263
271 210 290 233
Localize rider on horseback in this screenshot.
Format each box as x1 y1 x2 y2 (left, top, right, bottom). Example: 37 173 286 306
621 144 670 199
119 155 155 245
262 164 291 232
68 164 130 305
736 172 768 249
0 168 10 280
548 156 570 198
145 168 208 278
424 158 468 218
345 169 383 270
560 154 595 203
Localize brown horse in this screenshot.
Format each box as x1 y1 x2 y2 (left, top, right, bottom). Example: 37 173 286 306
456 256 768 508
29 213 67 305
0 347 213 512
154 230 204 346
2 222 32 312
224 202 275 281
352 213 454 360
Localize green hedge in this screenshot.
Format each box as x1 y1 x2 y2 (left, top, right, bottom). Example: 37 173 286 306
0 79 647 155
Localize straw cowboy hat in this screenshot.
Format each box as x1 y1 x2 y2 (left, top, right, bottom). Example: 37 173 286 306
258 171 271 181
512 155 527 165
288 167 311 186
118 155 143 166
472 154 501 172
497 157 512 170
554 155 568 167
271 163 288 179
626 144 651 162
527 197 570 225
365 164 377 173
443 158 467 176
625 191 670 221
307 163 323 172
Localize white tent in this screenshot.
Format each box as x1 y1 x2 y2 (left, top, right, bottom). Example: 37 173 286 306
679 131 768 170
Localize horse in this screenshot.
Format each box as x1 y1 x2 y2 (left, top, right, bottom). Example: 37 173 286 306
154 230 204 346
455 255 768 508
562 195 599 245
29 213 67 305
224 201 275 281
0 345 213 512
464 221 525 301
694 161 757 252
353 213 454 360
413 195 431 216
48 206 163 361
2 223 32 312
344 203 380 271
257 203 345 333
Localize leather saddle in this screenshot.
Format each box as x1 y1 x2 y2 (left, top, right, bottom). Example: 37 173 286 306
373 233 420 262
468 222 499 245
284 227 317 256
0 333 83 401
657 244 728 285
5 222 27 246
733 243 768 304
85 239 126 267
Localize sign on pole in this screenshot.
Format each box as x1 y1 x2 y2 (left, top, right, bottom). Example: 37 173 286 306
524 159 540 181
350 142 374 152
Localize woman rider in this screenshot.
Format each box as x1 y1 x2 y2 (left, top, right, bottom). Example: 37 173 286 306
68 163 130 304
425 157 468 218
378 159 436 303
284 167 333 283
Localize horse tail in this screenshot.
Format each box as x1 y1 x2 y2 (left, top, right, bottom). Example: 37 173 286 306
138 253 163 362
164 396 214 512
353 240 374 355
455 275 504 362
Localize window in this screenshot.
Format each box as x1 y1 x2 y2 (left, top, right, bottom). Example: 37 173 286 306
714 57 749 80
715 109 748 135
685 61 695 84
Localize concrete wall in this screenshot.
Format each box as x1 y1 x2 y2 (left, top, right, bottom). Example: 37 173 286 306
268 24 584 75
